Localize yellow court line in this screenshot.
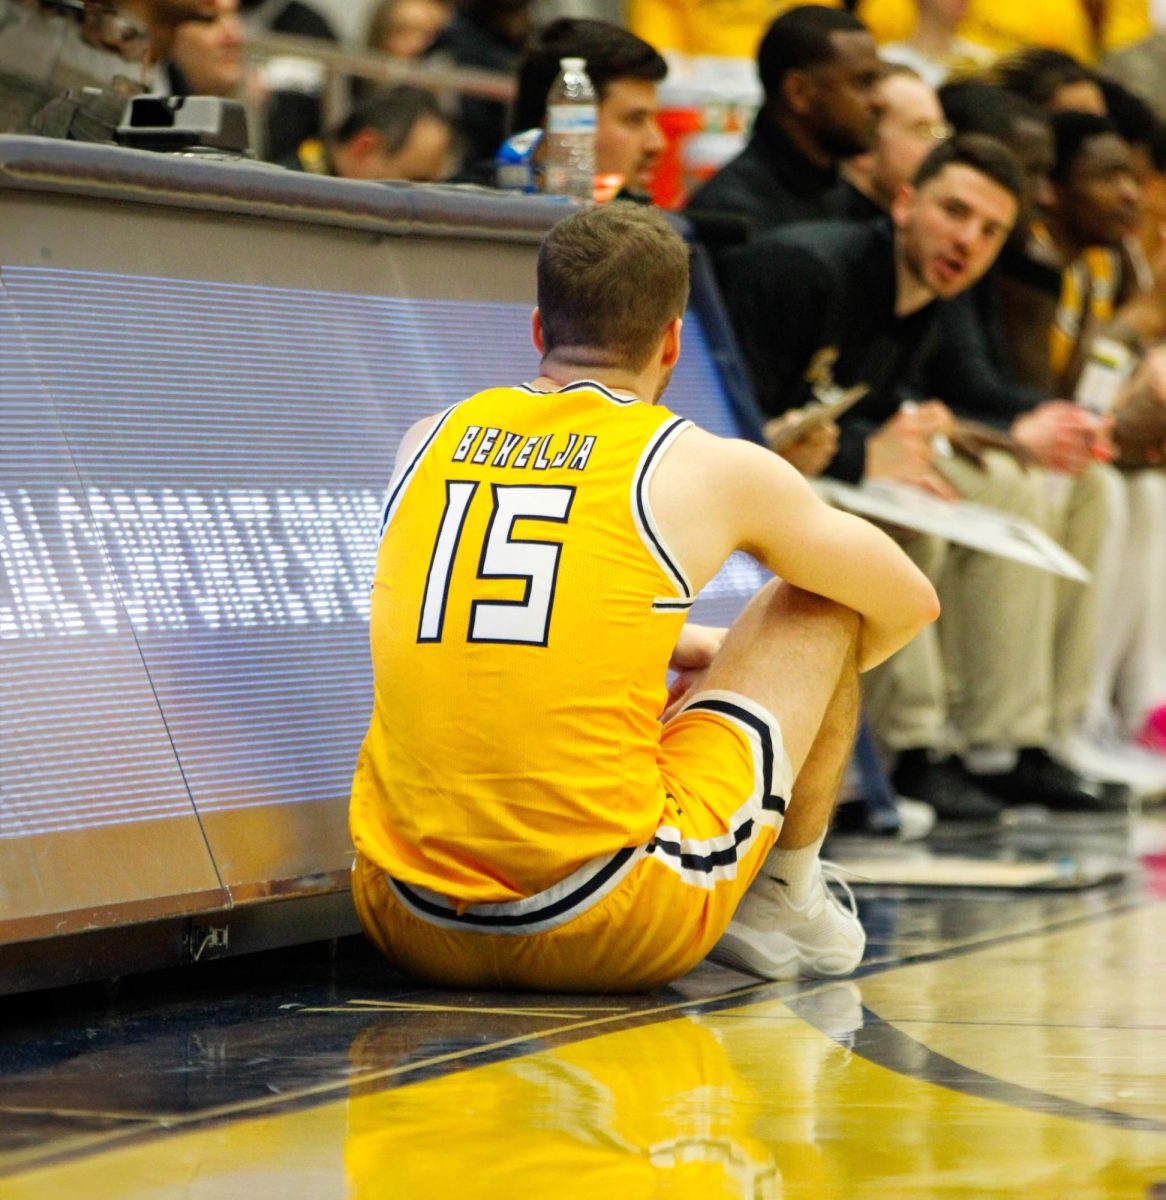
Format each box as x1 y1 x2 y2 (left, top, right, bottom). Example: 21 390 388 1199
0 1109 159 1123
300 1000 629 1018
343 999 629 1011
340 998 630 1013
299 1006 599 1019
0 1130 162 1175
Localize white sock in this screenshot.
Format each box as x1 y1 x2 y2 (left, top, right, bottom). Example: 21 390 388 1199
765 832 825 906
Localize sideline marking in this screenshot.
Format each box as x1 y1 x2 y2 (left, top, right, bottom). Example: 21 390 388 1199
298 999 629 1019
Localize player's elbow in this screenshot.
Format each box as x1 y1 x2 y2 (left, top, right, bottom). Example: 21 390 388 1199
913 578 942 631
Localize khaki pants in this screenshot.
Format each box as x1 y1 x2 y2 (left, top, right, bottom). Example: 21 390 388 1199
1086 467 1166 733
864 452 1113 753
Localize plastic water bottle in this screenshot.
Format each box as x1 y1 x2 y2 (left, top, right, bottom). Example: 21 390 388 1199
543 57 596 201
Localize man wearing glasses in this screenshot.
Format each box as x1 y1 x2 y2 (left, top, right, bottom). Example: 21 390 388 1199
836 63 953 222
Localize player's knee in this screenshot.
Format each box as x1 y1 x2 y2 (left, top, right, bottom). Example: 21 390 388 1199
776 583 860 635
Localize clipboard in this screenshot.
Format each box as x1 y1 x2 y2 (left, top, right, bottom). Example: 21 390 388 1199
815 478 1091 582
765 384 869 453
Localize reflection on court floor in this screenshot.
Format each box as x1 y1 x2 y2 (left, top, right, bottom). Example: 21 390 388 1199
1 836 1164 1199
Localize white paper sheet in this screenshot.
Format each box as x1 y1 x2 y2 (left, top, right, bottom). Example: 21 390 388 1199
815 478 1091 583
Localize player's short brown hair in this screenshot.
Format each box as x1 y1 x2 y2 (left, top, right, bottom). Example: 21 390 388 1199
536 203 690 370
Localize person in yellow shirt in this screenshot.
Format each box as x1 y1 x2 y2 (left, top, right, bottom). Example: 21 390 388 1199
877 0 995 87
857 0 1149 65
629 0 845 62
348 203 938 993
958 0 1149 65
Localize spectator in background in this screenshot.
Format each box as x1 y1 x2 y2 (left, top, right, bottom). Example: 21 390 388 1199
986 101 1166 788
863 0 1149 69
508 18 667 199
1065 80 1166 783
288 86 458 182
629 0 822 62
427 0 533 167
682 12 918 832
928 83 1093 457
954 0 1148 67
118 0 218 63
987 46 1107 116
351 0 454 102
878 0 993 89
835 63 951 220
367 0 452 62
239 0 338 163
925 83 1123 508
169 0 245 97
997 112 1155 393
1098 76 1166 267
685 5 881 237
823 64 971 817
721 138 1018 811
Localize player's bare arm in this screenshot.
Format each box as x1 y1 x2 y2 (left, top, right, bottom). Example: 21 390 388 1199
650 426 940 671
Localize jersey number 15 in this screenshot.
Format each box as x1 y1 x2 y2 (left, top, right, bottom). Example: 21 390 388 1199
418 481 576 646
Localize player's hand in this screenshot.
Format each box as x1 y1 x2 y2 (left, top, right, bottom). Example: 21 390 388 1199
662 624 726 723
669 623 724 672
662 669 703 723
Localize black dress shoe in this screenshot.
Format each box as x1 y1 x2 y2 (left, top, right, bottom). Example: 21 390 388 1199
830 798 901 837
891 749 1004 821
967 747 1131 813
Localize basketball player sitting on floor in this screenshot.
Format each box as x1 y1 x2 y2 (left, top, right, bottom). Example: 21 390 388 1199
349 203 939 993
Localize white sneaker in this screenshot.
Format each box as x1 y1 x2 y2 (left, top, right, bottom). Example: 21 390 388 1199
1057 731 1166 801
894 796 936 841
709 861 866 981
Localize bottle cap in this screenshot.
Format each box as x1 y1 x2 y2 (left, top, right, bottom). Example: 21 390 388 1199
560 57 586 70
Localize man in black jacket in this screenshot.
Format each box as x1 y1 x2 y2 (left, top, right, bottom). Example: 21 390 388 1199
720 136 1016 482
685 4 880 237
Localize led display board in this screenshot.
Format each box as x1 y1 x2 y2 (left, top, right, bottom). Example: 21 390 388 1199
0 143 767 964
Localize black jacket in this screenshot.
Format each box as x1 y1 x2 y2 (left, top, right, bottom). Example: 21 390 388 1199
684 117 844 239
917 267 1049 429
718 218 939 482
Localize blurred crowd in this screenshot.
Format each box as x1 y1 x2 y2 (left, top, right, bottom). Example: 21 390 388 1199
4 0 1166 839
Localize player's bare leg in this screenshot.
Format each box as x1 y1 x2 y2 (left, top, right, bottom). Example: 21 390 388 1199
693 579 861 823
686 579 866 979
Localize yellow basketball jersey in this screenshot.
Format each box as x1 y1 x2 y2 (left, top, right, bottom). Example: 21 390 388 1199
350 382 694 904
1050 247 1121 388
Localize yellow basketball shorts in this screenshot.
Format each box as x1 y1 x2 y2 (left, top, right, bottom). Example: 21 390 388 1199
351 689 793 993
